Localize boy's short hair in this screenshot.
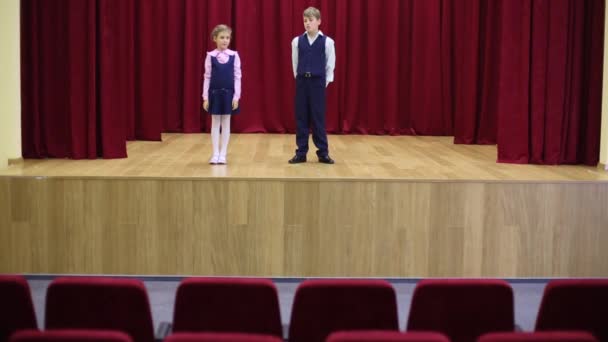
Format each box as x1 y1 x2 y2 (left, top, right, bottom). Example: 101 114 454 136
303 7 321 20
211 24 232 39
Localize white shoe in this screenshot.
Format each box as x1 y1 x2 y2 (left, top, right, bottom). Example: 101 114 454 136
209 155 219 164
217 156 227 164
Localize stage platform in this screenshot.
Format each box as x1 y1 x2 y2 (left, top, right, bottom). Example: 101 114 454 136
1 134 607 278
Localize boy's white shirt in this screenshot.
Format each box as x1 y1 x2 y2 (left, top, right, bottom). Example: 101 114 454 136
291 31 336 87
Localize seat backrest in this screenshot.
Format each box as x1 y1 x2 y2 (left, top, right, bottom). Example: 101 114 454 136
9 329 133 342
165 332 282 342
535 280 608 341
478 331 598 342
406 279 514 342
45 277 154 342
327 331 450 342
172 278 282 337
288 279 399 342
0 275 37 342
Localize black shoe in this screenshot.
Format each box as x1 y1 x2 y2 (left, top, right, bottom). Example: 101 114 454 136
318 155 335 164
288 155 307 164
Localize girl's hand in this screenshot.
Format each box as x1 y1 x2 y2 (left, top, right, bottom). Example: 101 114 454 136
203 100 209 111
232 100 239 110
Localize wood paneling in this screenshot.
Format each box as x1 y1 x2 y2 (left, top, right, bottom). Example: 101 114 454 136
1 177 607 277
2 134 607 276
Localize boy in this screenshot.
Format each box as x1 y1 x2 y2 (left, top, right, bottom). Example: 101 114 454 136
289 7 336 164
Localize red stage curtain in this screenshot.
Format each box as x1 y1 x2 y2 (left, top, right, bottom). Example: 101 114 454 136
20 0 604 165
496 0 604 165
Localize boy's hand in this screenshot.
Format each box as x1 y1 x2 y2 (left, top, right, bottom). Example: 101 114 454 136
203 100 209 111
232 100 239 110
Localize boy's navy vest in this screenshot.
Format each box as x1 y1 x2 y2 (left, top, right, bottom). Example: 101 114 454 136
297 33 326 78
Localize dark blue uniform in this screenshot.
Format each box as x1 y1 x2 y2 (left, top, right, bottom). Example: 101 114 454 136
208 55 240 115
295 34 328 158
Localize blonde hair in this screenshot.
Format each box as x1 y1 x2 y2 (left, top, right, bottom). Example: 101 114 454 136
210 24 232 40
303 7 321 20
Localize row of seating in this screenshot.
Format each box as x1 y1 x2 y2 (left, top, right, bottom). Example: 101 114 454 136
8 330 600 342
1 276 607 342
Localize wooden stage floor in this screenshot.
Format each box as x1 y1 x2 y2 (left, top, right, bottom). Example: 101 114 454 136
1 134 607 278
2 133 607 181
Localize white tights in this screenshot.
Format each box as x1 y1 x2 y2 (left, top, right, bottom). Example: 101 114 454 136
210 114 231 158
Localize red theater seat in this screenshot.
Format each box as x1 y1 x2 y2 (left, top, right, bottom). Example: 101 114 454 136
407 279 514 342
10 329 133 342
479 331 598 342
0 275 37 342
288 279 399 342
327 331 450 342
535 280 608 341
45 277 154 342
164 332 282 342
172 278 282 337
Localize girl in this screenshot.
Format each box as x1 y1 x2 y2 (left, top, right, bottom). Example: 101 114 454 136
202 24 242 164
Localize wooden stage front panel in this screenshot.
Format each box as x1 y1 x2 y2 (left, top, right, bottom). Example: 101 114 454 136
1 177 607 277
1 134 607 277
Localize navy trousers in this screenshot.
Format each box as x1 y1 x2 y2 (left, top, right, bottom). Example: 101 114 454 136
294 76 328 157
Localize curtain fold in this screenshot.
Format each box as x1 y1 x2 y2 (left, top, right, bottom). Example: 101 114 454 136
20 0 604 164
496 0 604 165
